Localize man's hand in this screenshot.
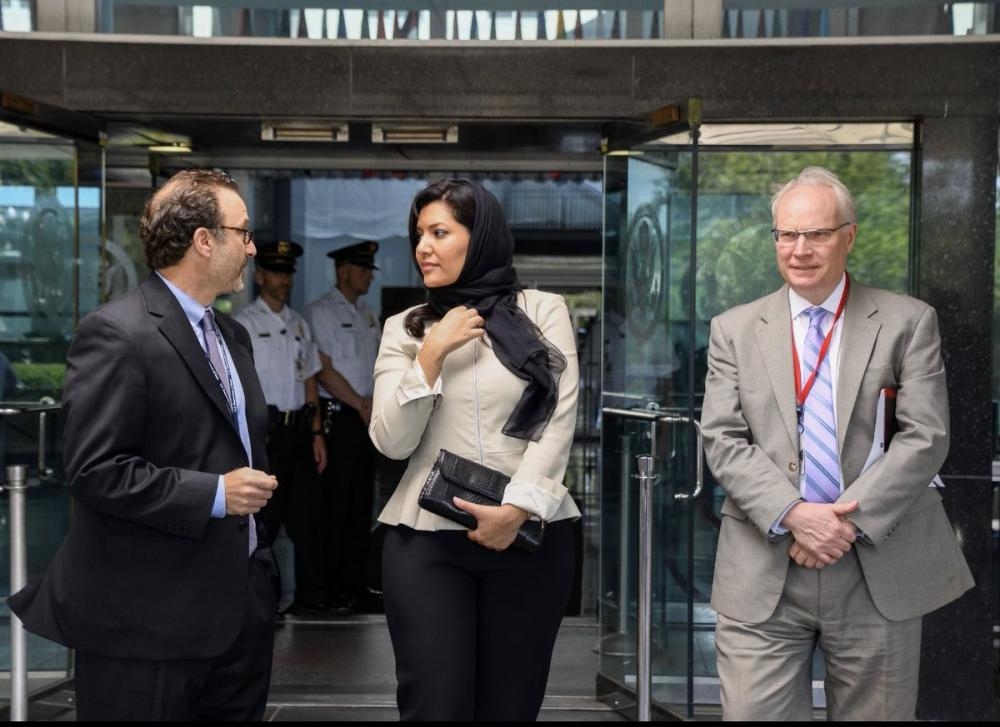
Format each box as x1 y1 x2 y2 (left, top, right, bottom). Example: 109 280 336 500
223 467 277 516
313 435 327 475
358 397 373 425
453 498 528 551
781 500 858 566
789 540 826 569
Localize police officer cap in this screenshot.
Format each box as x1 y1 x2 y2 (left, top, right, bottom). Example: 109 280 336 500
255 240 303 274
327 240 379 270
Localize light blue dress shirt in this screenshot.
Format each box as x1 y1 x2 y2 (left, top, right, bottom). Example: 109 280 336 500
155 273 253 518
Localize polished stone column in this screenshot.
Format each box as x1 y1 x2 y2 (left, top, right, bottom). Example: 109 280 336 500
915 115 997 721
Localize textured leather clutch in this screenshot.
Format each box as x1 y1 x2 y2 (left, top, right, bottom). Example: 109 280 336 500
418 449 545 553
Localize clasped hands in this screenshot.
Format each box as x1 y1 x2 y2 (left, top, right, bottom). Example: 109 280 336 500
782 500 858 570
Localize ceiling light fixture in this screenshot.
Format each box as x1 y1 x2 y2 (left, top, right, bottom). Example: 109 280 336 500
372 123 458 144
261 121 349 142
147 142 192 153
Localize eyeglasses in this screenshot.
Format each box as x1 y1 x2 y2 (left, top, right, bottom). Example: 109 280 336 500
217 226 255 246
772 222 850 247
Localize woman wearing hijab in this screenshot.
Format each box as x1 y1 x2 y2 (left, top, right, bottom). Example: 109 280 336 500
369 179 580 721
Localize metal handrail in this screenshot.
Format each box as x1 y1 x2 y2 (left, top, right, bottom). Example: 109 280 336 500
601 406 704 501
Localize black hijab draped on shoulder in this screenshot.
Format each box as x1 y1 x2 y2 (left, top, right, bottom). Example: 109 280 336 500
406 179 566 442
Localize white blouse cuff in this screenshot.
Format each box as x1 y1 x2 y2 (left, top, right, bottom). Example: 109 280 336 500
393 357 443 406
501 480 566 522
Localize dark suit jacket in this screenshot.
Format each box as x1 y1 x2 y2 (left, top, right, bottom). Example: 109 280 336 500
8 274 270 661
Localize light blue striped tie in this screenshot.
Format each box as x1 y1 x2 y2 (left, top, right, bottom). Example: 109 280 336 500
801 307 840 503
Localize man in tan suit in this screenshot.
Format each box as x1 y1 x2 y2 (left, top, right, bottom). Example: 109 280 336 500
700 167 973 720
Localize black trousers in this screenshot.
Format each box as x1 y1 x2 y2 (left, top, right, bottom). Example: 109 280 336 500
382 521 575 721
259 422 326 605
74 547 277 721
321 407 377 599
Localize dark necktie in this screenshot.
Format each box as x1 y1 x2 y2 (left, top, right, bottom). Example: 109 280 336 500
200 309 256 554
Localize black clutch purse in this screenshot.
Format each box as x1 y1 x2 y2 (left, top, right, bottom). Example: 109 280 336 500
418 449 545 553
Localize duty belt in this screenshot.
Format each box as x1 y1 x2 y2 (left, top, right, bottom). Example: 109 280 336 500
320 397 352 434
321 398 346 415
266 404 315 430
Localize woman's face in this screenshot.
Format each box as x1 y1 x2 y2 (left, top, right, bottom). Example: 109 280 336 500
414 200 470 288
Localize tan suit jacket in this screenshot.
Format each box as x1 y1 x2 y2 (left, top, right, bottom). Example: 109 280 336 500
701 279 973 624
370 289 581 530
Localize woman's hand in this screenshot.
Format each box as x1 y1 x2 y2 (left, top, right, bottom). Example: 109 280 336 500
453 498 529 551
418 306 485 385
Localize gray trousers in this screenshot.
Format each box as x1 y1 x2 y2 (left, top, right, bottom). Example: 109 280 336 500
715 548 922 721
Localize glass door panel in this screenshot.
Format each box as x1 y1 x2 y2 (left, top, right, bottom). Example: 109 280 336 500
599 147 700 719
0 123 106 695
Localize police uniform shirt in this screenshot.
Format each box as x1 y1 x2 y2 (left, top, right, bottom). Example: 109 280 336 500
306 288 381 400
234 297 321 412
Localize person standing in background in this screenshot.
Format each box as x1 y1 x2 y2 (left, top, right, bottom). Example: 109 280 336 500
306 240 382 613
235 239 328 617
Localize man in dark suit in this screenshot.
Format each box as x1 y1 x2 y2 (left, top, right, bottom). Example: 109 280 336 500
7 169 279 720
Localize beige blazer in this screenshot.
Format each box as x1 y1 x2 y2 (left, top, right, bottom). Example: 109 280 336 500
370 289 581 531
701 279 973 624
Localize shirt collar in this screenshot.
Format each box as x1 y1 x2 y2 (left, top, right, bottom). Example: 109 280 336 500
331 286 366 312
156 271 212 328
788 273 847 321
252 296 287 319
330 286 350 306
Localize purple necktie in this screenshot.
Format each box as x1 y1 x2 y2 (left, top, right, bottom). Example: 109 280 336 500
200 310 257 555
800 307 840 503
200 310 234 413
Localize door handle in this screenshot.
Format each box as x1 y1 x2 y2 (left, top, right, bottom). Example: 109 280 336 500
601 406 704 501
655 415 703 501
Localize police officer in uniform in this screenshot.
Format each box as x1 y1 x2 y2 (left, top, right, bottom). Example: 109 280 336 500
306 240 381 612
235 240 329 614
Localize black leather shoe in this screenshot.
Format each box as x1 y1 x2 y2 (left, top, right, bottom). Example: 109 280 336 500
327 595 356 616
355 587 384 614
283 600 331 616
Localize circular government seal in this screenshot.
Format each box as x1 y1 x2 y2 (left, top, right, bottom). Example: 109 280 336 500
625 203 664 338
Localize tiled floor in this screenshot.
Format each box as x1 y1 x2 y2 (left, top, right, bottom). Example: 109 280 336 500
265 613 625 721
3 615 626 721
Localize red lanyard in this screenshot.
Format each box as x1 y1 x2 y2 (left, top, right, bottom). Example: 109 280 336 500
791 275 850 408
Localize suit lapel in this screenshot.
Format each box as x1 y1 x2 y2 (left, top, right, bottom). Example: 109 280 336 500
215 311 263 421
214 313 253 393
835 280 881 453
216 310 269 468
754 287 799 450
141 276 239 429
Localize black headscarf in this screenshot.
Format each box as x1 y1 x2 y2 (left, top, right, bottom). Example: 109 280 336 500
416 180 566 442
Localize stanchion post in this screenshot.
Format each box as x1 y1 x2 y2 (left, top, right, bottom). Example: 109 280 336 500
5 463 29 721
634 454 658 722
